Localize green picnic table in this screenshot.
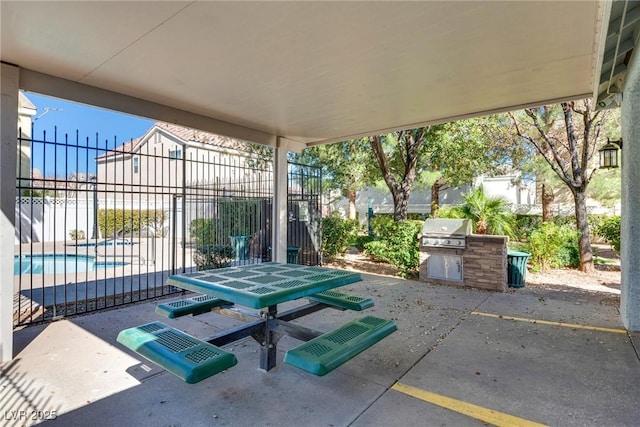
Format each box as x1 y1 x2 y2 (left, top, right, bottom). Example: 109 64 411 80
118 262 396 382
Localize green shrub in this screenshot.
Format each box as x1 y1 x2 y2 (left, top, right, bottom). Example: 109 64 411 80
190 217 237 269
406 213 428 221
97 209 167 237
362 240 388 263
556 241 580 269
351 234 374 251
321 213 359 260
588 214 608 237
364 220 422 278
190 218 218 246
512 214 543 242
369 216 395 238
69 229 85 241
524 222 580 271
593 215 621 252
552 214 575 228
193 244 234 270
433 205 465 219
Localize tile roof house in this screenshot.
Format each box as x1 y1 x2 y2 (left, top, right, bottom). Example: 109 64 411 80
96 122 272 201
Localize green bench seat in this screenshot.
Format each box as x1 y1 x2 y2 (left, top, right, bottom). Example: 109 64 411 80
117 322 237 384
156 294 230 318
307 290 374 311
283 316 397 376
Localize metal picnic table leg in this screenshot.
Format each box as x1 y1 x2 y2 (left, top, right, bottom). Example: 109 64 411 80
259 305 278 371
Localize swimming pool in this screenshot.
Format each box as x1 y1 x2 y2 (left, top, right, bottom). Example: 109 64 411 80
14 254 129 275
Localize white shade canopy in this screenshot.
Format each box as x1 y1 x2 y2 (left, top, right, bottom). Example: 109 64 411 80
1 1 633 146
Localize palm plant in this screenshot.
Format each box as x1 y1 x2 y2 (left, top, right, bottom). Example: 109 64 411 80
460 187 514 236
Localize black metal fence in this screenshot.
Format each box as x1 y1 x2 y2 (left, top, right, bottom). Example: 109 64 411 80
288 162 322 265
13 125 321 326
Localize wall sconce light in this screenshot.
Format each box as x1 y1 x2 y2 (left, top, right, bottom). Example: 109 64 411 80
599 138 622 168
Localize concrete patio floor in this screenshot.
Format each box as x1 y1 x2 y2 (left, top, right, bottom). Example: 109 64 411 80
2 274 639 427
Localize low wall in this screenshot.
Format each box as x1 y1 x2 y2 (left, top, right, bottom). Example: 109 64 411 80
419 234 508 292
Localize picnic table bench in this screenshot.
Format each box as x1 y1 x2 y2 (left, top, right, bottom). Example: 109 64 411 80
117 262 396 383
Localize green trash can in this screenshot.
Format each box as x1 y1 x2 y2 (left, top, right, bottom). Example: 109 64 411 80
287 246 301 264
230 235 252 261
507 250 530 288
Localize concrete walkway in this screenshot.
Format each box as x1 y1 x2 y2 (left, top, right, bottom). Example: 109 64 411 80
2 274 639 426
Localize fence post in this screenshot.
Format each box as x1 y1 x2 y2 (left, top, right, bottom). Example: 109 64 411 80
181 153 187 272
272 140 288 262
171 194 178 275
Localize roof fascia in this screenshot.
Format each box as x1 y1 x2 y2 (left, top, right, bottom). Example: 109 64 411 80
18 68 278 148
592 0 614 103
305 92 592 147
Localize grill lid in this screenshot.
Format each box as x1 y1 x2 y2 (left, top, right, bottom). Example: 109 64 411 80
422 218 472 237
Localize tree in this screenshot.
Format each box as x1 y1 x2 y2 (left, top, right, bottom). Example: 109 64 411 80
296 139 373 219
369 118 517 221
369 128 431 221
509 99 609 273
426 116 516 214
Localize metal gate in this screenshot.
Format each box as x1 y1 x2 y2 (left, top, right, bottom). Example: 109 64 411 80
287 162 322 265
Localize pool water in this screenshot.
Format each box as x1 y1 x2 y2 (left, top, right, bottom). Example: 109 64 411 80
14 254 129 275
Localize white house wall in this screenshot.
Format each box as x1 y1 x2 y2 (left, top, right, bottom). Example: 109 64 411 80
97 128 273 202
17 92 36 186
333 176 535 222
476 175 535 206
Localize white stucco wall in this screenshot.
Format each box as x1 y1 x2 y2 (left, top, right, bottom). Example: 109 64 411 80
332 174 535 221
620 50 640 331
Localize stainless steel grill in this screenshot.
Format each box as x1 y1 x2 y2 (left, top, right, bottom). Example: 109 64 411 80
420 218 472 249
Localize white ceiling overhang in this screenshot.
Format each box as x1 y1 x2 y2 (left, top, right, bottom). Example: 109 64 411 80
1 1 613 147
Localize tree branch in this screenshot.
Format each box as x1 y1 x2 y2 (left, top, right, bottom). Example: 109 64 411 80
561 102 582 187
523 108 574 185
369 135 399 192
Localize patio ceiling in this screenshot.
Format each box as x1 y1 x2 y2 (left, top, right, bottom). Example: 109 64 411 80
596 0 640 108
0 1 617 147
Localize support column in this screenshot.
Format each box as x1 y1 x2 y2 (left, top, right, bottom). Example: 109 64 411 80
620 50 640 331
1 63 19 362
272 138 288 263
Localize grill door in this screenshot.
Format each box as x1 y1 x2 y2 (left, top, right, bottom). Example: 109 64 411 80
426 254 463 282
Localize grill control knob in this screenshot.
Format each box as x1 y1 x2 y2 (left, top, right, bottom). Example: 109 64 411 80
445 240 450 245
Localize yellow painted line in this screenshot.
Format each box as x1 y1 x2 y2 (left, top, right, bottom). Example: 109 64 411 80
471 311 627 334
392 382 548 427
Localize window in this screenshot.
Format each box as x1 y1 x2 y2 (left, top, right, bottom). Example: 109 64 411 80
133 157 139 174
169 149 182 160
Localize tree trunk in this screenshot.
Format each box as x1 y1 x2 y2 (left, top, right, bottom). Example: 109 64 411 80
574 189 594 273
392 184 411 221
368 134 420 222
475 218 488 234
347 186 357 220
431 179 441 216
541 183 554 222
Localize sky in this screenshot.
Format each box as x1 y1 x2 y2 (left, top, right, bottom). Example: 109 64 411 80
25 92 155 177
